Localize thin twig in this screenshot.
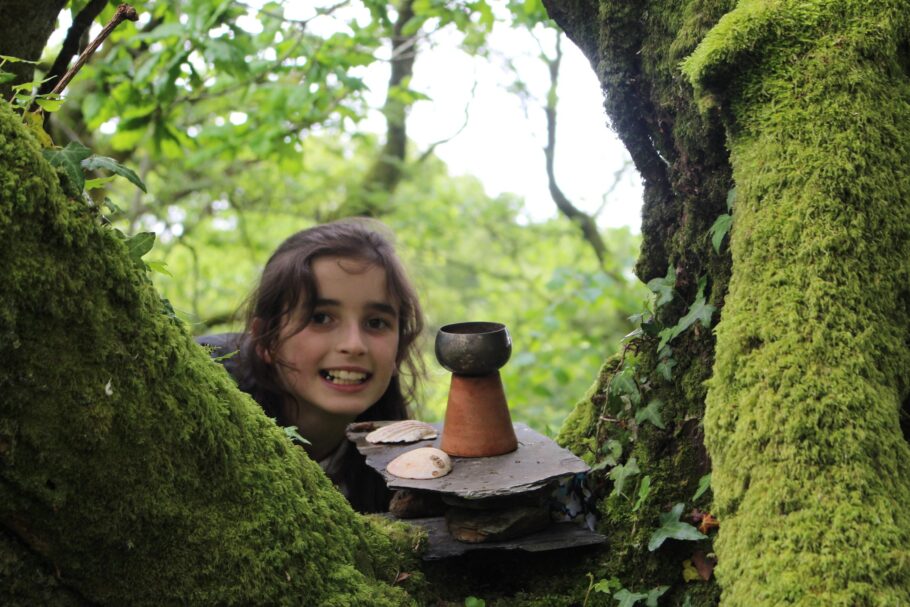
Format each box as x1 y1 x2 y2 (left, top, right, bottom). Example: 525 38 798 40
417 79 477 163
38 0 108 99
50 4 139 97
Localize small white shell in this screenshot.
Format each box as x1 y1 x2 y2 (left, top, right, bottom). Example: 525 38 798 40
386 447 452 480
365 420 438 444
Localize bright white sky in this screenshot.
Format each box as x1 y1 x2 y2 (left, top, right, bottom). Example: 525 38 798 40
402 24 643 231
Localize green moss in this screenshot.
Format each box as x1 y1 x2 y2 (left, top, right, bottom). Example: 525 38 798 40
0 103 416 604
686 1 910 603
557 356 616 462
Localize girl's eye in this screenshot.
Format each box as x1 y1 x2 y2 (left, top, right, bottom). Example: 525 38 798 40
312 312 332 325
367 317 393 330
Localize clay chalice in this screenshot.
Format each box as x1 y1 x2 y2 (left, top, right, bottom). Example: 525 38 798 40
436 322 518 457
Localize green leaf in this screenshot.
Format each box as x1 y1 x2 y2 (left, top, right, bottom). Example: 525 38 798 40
81 155 147 192
648 503 708 551
212 349 238 363
591 439 623 472
646 264 676 308
125 232 155 263
84 176 117 190
609 457 640 497
656 278 715 351
282 425 311 446
146 260 173 277
635 400 665 430
710 213 732 253
726 186 736 210
610 370 640 404
464 597 486 607
692 473 711 501
593 577 621 594
103 197 123 215
613 588 648 607
35 97 65 112
42 141 92 191
0 54 39 64
656 357 676 381
646 586 670 607
632 475 651 512
0 70 15 85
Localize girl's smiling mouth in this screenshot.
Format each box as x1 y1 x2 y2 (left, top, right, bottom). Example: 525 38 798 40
320 369 371 385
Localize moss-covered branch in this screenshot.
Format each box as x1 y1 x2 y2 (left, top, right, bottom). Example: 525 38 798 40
0 102 420 605
685 0 910 602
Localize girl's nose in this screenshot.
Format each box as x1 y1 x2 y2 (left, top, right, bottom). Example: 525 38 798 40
337 323 367 355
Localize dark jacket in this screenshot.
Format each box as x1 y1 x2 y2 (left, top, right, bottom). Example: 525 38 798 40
196 332 392 513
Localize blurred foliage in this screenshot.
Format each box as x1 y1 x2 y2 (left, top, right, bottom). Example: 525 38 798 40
35 0 646 434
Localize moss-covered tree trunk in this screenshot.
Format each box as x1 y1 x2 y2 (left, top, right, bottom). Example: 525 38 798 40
0 103 420 605
545 0 910 604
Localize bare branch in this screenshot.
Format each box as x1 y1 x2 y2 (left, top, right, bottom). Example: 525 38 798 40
48 4 139 98
417 79 477 164
38 0 108 99
541 33 618 279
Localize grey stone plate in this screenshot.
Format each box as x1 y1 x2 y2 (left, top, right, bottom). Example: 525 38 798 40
347 422 589 500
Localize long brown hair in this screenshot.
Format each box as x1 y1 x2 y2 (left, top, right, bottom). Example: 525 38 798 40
238 218 425 425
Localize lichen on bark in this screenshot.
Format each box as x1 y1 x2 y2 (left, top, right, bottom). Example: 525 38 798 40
0 102 420 605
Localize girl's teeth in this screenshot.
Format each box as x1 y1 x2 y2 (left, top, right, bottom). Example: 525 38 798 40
324 370 367 384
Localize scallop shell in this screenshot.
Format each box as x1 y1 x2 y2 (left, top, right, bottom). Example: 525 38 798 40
365 420 438 444
386 447 452 480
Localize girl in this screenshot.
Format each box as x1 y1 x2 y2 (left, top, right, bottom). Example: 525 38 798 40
200 218 425 512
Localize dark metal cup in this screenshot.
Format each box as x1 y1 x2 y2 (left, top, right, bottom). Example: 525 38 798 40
435 322 512 376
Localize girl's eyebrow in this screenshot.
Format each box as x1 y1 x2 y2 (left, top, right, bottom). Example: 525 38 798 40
314 298 398 316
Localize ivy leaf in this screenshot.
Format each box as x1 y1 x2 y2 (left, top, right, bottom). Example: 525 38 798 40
85 175 117 190
282 425 311 446
146 260 172 277
692 473 711 501
610 457 640 497
591 439 623 472
42 141 92 191
613 588 649 607
125 232 156 263
648 503 708 551
35 97 64 113
635 399 666 430
645 586 670 606
657 278 715 351
610 370 640 405
656 357 676 381
710 213 732 253
82 155 147 192
632 475 651 512
646 264 676 308
593 577 621 594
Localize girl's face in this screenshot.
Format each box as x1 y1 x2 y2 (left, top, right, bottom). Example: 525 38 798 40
268 256 400 421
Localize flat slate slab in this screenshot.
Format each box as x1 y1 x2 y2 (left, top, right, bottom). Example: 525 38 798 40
347 422 590 500
410 517 607 560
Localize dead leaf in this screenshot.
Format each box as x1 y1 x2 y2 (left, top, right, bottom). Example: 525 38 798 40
394 572 411 585
698 513 719 535
692 550 716 581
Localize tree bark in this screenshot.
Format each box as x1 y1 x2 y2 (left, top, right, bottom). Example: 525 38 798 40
546 0 910 604
0 0 67 99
